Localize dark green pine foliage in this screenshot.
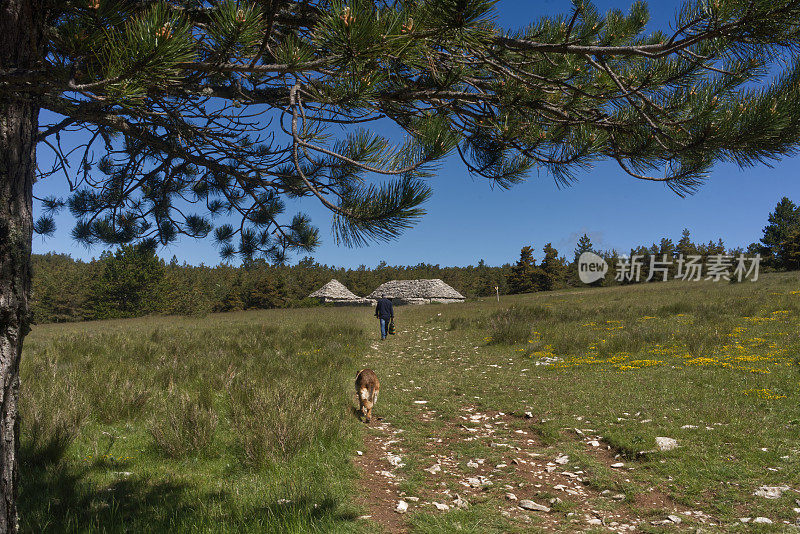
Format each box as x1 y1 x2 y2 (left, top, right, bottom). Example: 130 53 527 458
20 0 800 264
573 234 596 261
539 243 568 291
508 246 540 294
89 243 166 318
779 228 800 270
760 197 800 268
676 228 698 257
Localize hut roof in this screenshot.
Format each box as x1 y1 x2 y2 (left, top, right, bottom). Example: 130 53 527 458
367 279 465 300
308 279 361 300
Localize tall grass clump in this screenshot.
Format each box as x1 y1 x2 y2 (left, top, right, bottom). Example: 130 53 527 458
20 356 88 466
487 306 550 344
227 376 344 468
149 389 218 459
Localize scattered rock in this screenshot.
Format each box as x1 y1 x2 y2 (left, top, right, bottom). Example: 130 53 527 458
466 475 492 488
519 500 550 512
753 517 772 524
524 411 533 419
433 502 450 511
453 494 469 509
586 517 603 526
610 462 625 468
588 440 600 447
739 518 751 523
406 496 419 502
505 493 518 501
387 453 404 467
466 460 479 469
395 501 408 514
611 494 626 501
424 464 441 474
667 515 682 524
655 437 679 451
356 450 363 456
754 485 791 499
554 454 570 465
681 424 698 429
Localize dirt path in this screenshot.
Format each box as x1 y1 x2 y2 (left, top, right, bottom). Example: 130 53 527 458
353 328 716 533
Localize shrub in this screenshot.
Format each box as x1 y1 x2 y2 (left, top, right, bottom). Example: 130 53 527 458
488 308 533 345
20 359 88 466
89 371 151 423
149 390 218 459
227 375 347 468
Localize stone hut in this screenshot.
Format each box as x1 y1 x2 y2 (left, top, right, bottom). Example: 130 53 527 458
308 279 373 306
367 279 465 305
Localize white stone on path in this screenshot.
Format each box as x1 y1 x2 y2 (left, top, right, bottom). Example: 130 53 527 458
655 437 678 451
754 485 790 499
518 500 550 512
387 453 404 467
453 494 469 509
395 501 408 514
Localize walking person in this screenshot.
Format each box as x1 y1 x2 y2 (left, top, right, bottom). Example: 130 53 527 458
375 294 394 340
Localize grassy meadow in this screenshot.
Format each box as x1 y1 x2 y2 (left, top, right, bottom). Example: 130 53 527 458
19 272 800 532
20 309 375 532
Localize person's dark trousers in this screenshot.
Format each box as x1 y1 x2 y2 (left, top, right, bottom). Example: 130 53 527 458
379 318 390 340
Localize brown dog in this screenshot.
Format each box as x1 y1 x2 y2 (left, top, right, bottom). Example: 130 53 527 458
355 368 380 423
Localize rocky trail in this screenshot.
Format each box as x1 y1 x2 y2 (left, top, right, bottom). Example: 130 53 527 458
352 323 721 533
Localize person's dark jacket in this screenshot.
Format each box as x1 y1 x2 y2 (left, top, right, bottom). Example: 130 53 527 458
375 298 394 320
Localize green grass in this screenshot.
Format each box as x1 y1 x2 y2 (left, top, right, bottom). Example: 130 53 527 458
373 273 800 532
20 309 374 532
19 272 800 532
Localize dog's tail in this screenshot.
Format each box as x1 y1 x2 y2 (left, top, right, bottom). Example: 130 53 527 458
356 369 372 400
359 383 375 403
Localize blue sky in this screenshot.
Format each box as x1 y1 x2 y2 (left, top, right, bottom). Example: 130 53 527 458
32 0 800 267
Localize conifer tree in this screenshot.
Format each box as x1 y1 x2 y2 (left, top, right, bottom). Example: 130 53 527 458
6 0 800 527
508 245 539 294
573 234 596 261
676 228 698 257
760 197 800 268
540 242 568 290
779 228 800 270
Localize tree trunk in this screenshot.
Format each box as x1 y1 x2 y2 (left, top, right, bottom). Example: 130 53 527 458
1 1 44 531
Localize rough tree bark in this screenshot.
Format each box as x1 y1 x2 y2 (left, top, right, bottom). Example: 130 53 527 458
0 1 44 531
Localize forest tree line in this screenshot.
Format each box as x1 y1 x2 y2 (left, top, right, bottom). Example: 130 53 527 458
30 197 800 323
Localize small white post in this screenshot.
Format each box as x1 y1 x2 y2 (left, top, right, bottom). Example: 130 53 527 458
495 285 499 303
